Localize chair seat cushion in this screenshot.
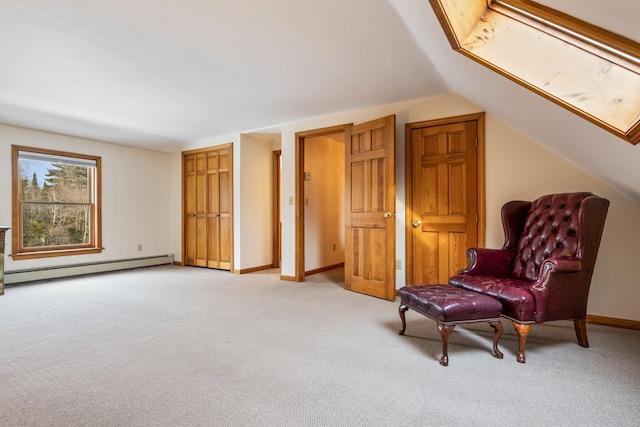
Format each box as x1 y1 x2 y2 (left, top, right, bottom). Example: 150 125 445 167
449 275 536 321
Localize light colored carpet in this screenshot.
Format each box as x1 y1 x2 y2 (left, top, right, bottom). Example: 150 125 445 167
0 265 638 426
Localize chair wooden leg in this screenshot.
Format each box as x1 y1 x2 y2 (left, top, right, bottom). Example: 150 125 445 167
574 318 589 348
437 323 455 366
512 322 532 363
398 304 408 335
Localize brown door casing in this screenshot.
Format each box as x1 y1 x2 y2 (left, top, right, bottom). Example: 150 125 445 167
294 124 351 282
272 150 282 268
406 113 485 285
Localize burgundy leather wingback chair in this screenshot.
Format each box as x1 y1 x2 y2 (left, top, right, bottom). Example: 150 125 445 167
449 192 609 363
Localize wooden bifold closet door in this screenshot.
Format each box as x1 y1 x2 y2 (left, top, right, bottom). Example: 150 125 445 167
183 144 233 270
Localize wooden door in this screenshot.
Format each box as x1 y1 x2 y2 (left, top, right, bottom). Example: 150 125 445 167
407 118 481 285
345 115 396 300
207 148 232 270
185 153 207 267
183 145 233 270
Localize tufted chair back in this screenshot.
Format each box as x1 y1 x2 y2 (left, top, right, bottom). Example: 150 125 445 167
511 192 591 282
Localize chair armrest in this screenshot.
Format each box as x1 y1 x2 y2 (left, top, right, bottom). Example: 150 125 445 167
532 257 582 291
531 257 584 323
458 248 517 277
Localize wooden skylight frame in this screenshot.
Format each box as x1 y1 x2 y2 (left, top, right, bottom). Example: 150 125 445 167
429 0 640 145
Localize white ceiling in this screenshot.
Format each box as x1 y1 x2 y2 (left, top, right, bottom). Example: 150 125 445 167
1 0 639 200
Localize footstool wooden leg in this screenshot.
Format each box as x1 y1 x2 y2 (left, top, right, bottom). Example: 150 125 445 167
489 321 504 359
398 304 408 335
437 323 455 366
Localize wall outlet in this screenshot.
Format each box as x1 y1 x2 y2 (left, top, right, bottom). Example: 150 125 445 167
137 244 142 251
396 259 402 270
289 196 294 205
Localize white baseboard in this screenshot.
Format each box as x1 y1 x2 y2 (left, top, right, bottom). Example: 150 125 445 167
4 254 174 285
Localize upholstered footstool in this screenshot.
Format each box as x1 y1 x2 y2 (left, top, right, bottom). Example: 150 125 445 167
398 284 504 366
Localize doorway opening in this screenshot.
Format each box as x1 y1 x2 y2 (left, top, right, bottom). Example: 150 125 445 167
294 124 351 281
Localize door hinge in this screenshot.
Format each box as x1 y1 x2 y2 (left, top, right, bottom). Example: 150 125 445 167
475 137 478 148
476 213 479 223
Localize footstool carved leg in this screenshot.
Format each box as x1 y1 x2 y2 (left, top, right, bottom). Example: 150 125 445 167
489 321 504 359
398 304 408 335
437 323 455 366
513 322 532 363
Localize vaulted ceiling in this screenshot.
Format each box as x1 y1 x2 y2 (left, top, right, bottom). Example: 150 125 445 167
1 0 639 201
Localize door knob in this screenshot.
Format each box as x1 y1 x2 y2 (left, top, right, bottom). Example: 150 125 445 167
383 211 395 218
412 220 422 228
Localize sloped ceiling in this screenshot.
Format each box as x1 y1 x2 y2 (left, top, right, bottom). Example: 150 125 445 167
1 0 638 200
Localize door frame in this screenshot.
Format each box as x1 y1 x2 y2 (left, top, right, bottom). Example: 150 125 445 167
181 143 234 271
404 112 486 284
294 124 352 282
272 150 281 268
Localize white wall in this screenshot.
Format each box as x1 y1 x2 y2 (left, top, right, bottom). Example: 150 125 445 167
0 124 173 272
278 94 640 321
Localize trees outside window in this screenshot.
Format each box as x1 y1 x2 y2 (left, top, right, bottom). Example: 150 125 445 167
11 146 102 260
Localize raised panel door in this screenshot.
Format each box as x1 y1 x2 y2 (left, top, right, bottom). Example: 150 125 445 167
345 115 396 300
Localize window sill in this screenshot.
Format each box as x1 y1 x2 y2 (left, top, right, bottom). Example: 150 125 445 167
10 247 104 260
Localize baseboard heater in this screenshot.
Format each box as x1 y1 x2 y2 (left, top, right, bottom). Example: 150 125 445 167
4 254 174 285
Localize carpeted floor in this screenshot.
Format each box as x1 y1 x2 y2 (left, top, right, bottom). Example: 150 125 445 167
0 265 638 426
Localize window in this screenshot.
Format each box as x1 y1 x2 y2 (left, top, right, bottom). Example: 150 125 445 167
11 145 102 259
428 0 640 144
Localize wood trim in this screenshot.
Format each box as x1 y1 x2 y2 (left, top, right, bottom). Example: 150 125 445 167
181 143 233 156
295 133 304 282
428 0 462 49
496 0 640 60
305 262 345 276
11 145 103 260
234 264 272 274
172 261 184 266
272 150 282 268
280 275 297 282
476 113 486 247
295 124 352 283
586 315 640 331
628 120 640 143
404 113 486 285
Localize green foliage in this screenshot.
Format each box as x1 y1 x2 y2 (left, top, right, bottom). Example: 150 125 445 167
20 162 91 248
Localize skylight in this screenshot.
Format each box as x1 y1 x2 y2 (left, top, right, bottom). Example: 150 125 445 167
429 0 640 145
